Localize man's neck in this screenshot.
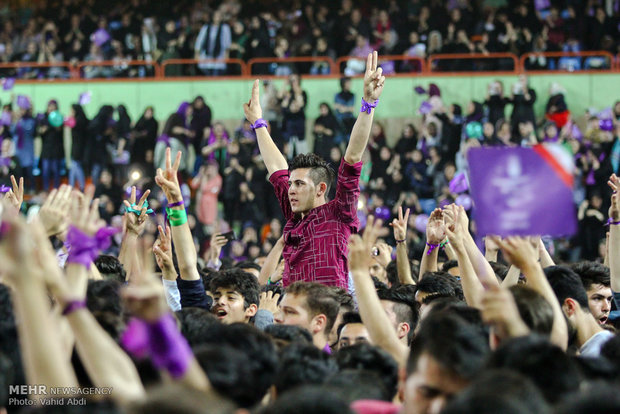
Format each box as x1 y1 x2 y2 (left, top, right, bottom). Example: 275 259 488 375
313 333 328 350
576 313 604 348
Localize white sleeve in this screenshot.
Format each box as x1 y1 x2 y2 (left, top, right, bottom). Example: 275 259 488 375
162 278 182 312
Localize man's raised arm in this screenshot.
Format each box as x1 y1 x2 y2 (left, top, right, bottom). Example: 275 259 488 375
243 80 288 176
344 51 385 165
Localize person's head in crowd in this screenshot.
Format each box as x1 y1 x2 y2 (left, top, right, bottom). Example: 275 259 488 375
403 313 489 414
234 260 261 279
417 295 463 326
441 260 459 276
488 261 509 281
377 285 418 344
328 288 355 346
336 312 370 349
415 272 463 309
86 279 122 316
340 76 351 92
369 249 389 285
274 282 340 350
570 261 613 325
127 383 238 414
264 324 313 351
209 268 260 324
259 386 354 414
326 369 393 403
486 335 581 405
441 369 550 414
287 153 336 214
272 343 338 399
601 334 620 369
556 382 620 414
318 102 332 117
545 265 606 350
336 343 399 401
329 146 342 164
509 285 554 338
46 99 58 114
385 261 402 288
175 307 219 347
94 255 126 283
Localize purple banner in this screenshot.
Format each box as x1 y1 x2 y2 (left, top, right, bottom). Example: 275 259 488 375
467 145 576 237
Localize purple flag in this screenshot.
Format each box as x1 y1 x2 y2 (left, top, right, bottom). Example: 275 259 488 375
449 172 469 194
2 77 15 91
91 29 110 47
414 86 426 95
79 91 92 105
467 144 576 237
419 101 432 115
16 95 30 109
534 0 551 10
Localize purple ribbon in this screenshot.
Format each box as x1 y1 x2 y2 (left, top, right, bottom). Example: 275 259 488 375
0 185 10 193
157 134 170 147
361 98 379 114
121 318 150 359
65 225 118 267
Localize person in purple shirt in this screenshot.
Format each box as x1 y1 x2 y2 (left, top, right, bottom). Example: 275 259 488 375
242 51 386 289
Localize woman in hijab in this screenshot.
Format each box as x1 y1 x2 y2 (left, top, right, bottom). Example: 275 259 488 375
38 99 64 190
130 106 158 167
68 103 89 190
190 96 211 174
86 105 115 184
12 97 36 192
154 101 194 174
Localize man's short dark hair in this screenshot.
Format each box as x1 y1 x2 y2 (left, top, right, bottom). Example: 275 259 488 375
285 282 340 334
330 287 354 312
235 260 262 274
210 268 261 308
442 260 459 273
94 255 126 283
570 261 611 290
337 311 363 339
489 261 509 281
259 386 354 414
175 307 219 347
288 153 336 196
326 369 392 403
509 285 554 337
545 266 589 310
417 271 464 301
87 279 123 316
377 285 419 341
274 343 338 395
264 324 313 351
555 383 620 414
407 313 489 379
335 343 399 401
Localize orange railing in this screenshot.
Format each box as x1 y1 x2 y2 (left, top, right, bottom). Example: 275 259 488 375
75 60 160 79
161 58 248 77
428 53 519 73
335 55 426 75
520 51 615 72
0 61 76 79
247 56 336 76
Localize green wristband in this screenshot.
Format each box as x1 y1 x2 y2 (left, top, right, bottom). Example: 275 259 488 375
166 207 188 227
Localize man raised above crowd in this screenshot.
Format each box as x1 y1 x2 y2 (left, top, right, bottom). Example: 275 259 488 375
243 51 385 289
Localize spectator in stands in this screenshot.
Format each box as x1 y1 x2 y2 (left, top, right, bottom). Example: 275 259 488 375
485 80 508 126
280 74 308 159
191 161 221 232
155 102 194 174
68 103 89 190
38 99 64 190
509 74 537 135
313 103 339 162
87 104 115 184
130 106 158 169
195 11 232 76
12 99 36 193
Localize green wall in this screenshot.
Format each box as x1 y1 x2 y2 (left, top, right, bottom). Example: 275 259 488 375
1 73 619 123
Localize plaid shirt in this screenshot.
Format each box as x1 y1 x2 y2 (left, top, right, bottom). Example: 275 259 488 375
269 159 362 289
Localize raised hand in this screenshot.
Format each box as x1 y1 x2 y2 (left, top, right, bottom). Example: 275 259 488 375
495 236 538 271
209 232 228 263
480 284 530 340
69 185 103 236
349 215 383 273
363 51 386 102
155 148 183 203
608 174 620 221
243 79 263 124
123 186 151 236
426 208 446 244
373 241 393 268
5 175 23 211
443 204 465 250
259 290 281 314
39 184 72 237
153 224 173 271
390 206 410 241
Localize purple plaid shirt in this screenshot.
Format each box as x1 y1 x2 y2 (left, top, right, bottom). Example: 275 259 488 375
269 159 362 289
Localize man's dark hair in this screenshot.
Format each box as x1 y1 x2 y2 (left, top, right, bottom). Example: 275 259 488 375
340 76 351 90
601 334 620 369
489 261 509 281
209 268 261 308
274 343 338 396
441 369 550 414
326 369 392 403
570 261 611 290
417 271 464 301
175 307 219 347
285 282 340 334
441 260 459 273
545 266 589 310
288 153 336 196
259 386 354 414
486 335 581 404
335 343 399 401
407 313 489 379
129 383 237 414
94 255 127 283
555 383 620 414
235 260 262 274
509 285 554 337
199 323 278 407
86 279 123 316
264 324 313 351
377 285 419 341
330 287 354 312
336 311 363 339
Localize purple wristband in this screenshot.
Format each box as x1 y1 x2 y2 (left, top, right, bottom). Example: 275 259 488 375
147 313 193 379
606 218 620 226
250 118 268 130
62 300 87 316
360 98 379 114
426 242 439 255
121 318 150 359
65 225 118 267
167 200 185 208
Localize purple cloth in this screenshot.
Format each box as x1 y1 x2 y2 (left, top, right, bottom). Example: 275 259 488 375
157 134 171 146
65 225 118 267
0 111 11 126
323 343 332 354
121 318 150 358
414 86 426 95
176 102 190 125
91 28 110 47
449 172 468 193
16 95 30 110
467 144 576 237
0 184 10 193
79 92 92 105
2 77 15 91
147 313 193 379
419 101 432 115
535 0 551 10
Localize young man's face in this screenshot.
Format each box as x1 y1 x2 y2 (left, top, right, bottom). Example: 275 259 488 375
337 323 370 349
403 353 469 414
587 283 613 324
211 286 257 324
274 293 313 332
288 168 320 214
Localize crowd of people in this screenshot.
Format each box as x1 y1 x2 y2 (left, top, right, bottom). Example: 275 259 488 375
0 0 619 78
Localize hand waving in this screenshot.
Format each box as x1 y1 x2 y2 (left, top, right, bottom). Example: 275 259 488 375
123 186 151 236
426 208 446 244
69 185 103 236
608 174 620 221
390 206 410 241
155 148 183 203
5 175 23 211
363 51 386 102
243 80 263 124
39 184 72 237
153 224 173 271
349 215 383 273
